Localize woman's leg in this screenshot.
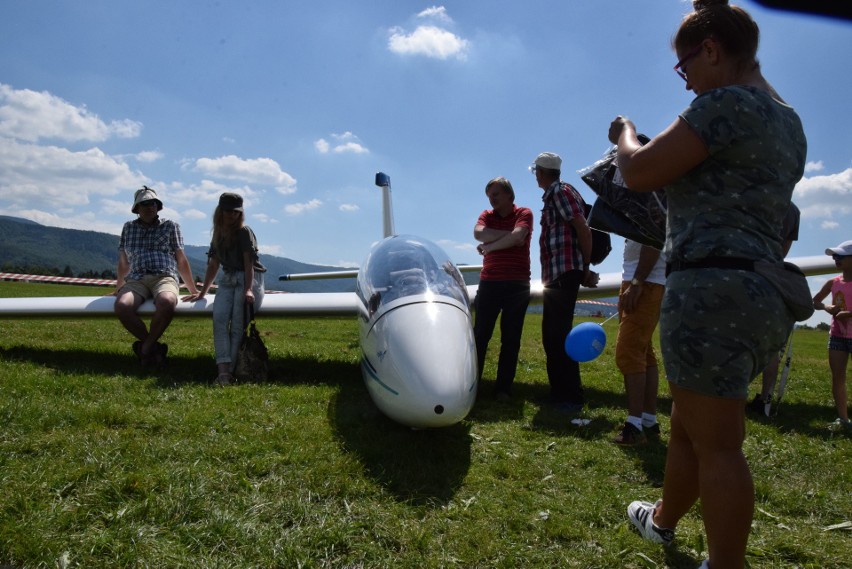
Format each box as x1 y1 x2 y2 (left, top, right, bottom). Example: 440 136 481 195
212 279 235 367
660 384 752 569
228 273 247 371
653 397 699 529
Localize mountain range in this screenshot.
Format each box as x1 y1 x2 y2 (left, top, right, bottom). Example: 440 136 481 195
0 216 356 293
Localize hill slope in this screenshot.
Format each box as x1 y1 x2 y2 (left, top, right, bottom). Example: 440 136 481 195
0 217 356 292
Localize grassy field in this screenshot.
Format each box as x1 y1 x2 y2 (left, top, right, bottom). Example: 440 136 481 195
0 281 849 568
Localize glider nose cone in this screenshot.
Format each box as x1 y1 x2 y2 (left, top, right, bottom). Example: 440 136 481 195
361 301 477 428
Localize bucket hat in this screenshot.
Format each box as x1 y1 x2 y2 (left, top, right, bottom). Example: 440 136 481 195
132 186 163 214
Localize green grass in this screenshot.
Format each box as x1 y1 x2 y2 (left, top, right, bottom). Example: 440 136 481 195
0 281 849 568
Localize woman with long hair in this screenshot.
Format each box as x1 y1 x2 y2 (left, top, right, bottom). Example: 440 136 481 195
184 192 266 385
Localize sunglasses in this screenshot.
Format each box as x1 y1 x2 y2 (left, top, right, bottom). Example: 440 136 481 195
674 43 705 82
832 254 850 261
138 200 159 208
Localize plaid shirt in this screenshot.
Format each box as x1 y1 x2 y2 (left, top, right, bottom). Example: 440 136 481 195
119 217 184 281
539 180 586 285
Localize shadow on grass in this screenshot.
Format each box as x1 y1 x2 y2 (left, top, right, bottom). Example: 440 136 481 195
2 345 475 505
329 363 472 506
0 345 217 387
271 353 475 507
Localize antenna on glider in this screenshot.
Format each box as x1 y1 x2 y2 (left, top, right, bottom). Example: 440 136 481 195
375 172 395 238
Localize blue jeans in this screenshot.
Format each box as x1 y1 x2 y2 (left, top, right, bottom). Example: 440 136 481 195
474 280 531 394
213 270 265 371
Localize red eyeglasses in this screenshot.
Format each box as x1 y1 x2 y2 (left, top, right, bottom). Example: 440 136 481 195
674 43 704 82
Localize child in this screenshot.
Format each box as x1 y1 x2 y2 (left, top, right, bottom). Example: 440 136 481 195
812 239 852 431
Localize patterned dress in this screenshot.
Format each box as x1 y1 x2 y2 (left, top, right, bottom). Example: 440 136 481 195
660 86 807 398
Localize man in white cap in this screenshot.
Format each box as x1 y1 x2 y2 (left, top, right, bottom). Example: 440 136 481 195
532 152 598 413
113 186 199 366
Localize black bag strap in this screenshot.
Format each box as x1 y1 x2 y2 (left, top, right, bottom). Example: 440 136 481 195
666 256 755 277
243 300 256 334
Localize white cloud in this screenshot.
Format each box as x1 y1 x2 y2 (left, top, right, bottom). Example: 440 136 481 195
261 243 284 257
339 203 360 212
795 167 852 198
795 167 852 224
315 132 369 155
182 208 208 220
388 25 469 60
284 199 322 215
192 155 297 194
0 83 142 142
436 239 476 253
164 179 259 209
805 160 824 173
251 213 278 224
134 150 163 163
0 138 147 208
417 6 452 23
3 207 123 235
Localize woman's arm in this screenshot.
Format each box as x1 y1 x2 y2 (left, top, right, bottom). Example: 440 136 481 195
242 251 256 304
609 115 709 192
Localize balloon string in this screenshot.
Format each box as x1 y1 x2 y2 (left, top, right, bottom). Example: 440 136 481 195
600 311 619 325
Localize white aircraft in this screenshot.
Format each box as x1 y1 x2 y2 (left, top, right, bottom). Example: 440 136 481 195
0 172 839 428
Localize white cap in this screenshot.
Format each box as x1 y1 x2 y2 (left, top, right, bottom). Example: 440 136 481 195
533 152 562 170
826 239 852 257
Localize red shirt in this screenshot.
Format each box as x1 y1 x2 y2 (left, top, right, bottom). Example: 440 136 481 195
478 205 533 281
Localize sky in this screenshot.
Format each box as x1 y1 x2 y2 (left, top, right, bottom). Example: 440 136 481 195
1 1 850 326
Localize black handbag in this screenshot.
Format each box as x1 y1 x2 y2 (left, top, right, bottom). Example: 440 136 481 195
579 135 667 250
234 302 269 382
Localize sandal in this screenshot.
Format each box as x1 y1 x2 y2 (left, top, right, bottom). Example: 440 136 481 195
214 373 233 387
139 342 168 368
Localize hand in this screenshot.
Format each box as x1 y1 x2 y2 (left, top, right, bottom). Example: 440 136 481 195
182 291 205 302
620 283 641 313
608 116 635 145
245 290 255 304
582 269 600 288
477 244 487 256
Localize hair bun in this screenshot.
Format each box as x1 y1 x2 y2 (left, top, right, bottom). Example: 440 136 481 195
693 0 729 10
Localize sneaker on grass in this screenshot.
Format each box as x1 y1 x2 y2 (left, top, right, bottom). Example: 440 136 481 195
627 500 675 545
613 422 646 446
644 422 661 440
746 393 770 416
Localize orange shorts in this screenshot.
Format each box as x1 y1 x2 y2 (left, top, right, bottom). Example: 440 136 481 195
614 281 664 375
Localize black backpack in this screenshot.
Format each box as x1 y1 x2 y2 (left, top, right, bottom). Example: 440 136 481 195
584 202 612 265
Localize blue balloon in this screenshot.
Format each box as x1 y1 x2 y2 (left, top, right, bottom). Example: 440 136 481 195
564 322 607 362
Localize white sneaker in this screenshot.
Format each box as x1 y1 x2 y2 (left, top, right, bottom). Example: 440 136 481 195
627 499 675 545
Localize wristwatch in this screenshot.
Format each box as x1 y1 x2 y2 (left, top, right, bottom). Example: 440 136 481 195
630 277 643 286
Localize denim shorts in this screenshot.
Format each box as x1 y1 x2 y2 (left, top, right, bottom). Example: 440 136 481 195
828 335 852 353
661 268 793 399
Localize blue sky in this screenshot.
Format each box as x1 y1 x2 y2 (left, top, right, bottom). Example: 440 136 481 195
1 1 850 323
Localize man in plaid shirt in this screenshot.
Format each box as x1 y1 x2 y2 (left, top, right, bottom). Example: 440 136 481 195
532 152 598 412
113 186 199 366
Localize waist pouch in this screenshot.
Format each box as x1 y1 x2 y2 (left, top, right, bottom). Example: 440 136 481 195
667 257 814 322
